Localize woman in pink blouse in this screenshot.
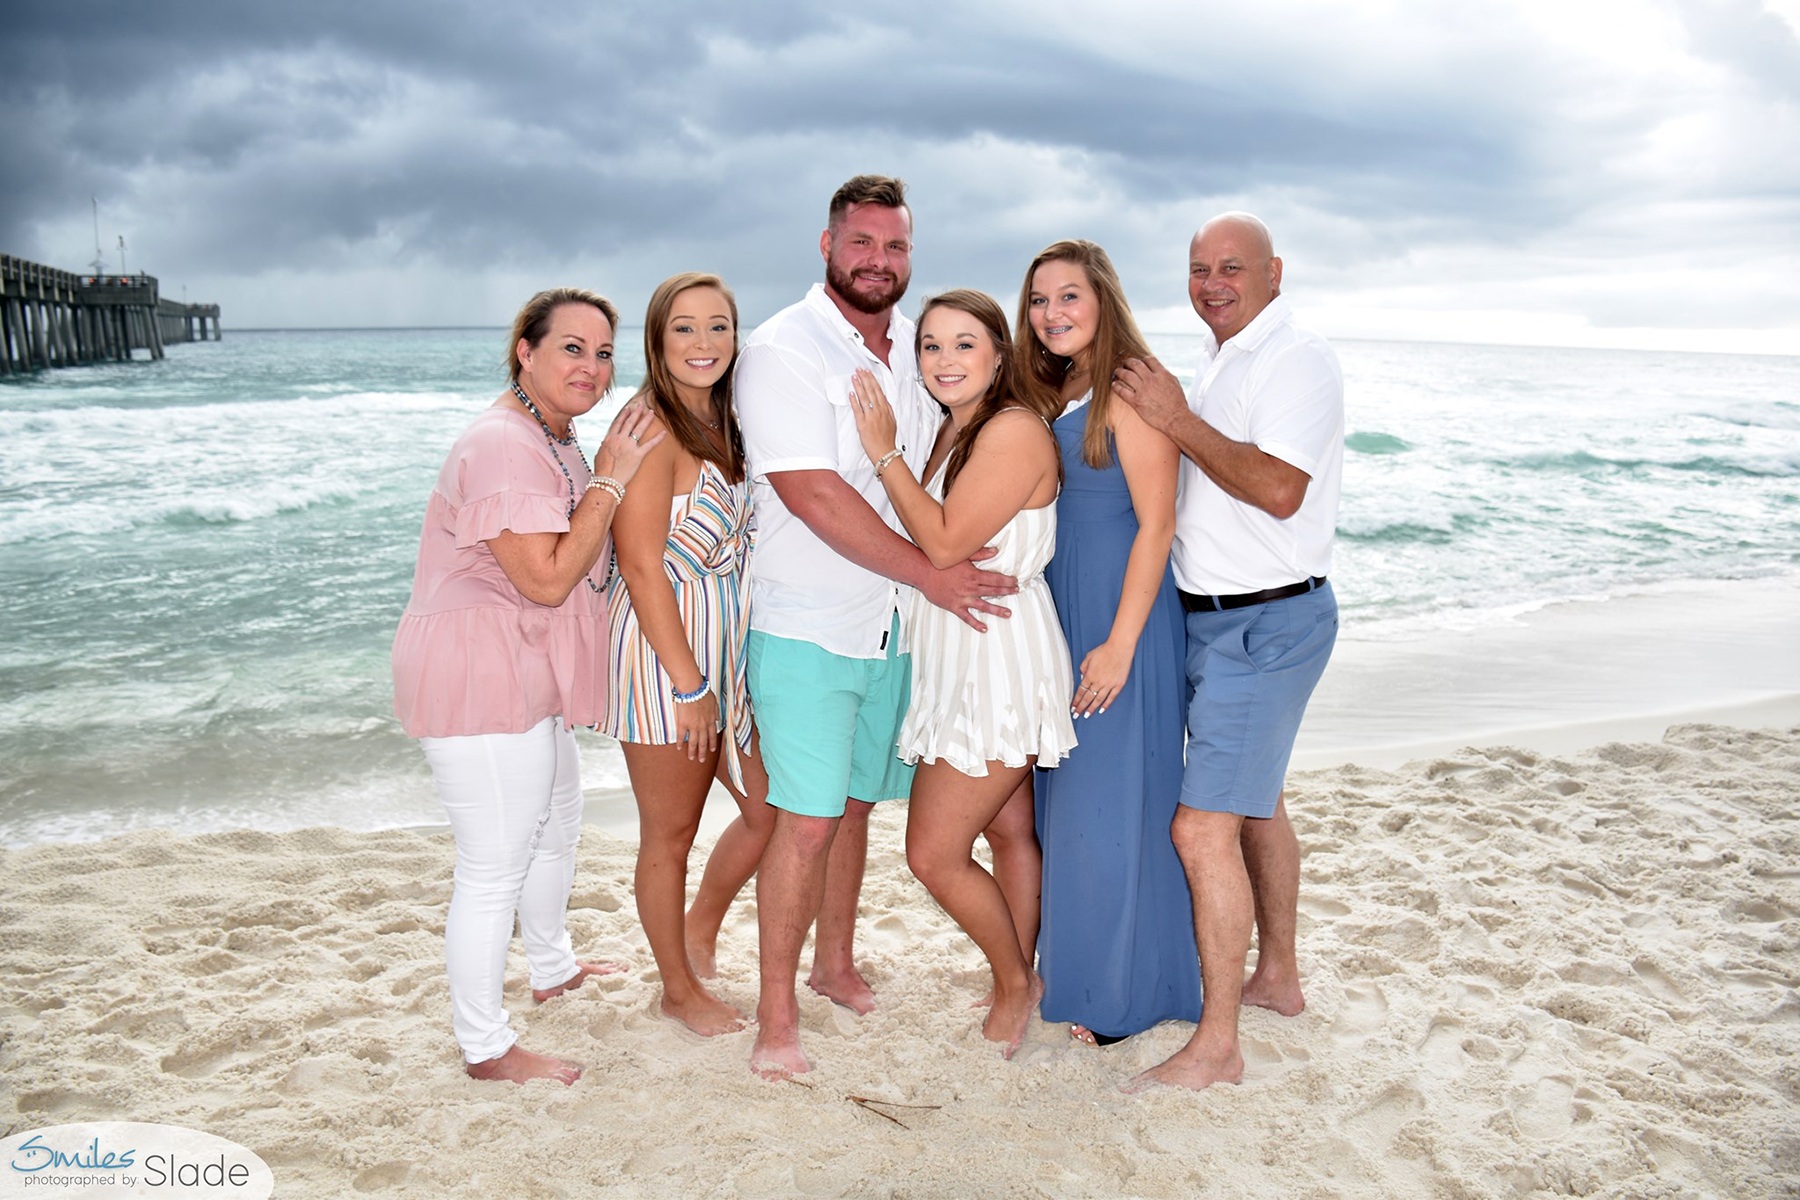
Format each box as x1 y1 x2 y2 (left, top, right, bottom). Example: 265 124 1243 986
392 288 662 1085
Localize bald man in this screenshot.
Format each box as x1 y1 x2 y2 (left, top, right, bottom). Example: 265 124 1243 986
1111 213 1344 1091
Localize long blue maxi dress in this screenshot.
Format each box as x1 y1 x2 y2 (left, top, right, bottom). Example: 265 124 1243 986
1035 400 1203 1039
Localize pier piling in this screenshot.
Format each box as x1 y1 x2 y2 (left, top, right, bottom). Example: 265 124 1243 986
1 254 220 375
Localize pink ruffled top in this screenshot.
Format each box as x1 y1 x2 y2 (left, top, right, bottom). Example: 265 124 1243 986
391 406 611 738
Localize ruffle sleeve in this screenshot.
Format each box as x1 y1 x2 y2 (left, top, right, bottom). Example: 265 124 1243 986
391 408 610 738
452 489 573 548
446 413 575 546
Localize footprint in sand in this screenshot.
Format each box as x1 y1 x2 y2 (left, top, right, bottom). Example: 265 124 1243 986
160 1042 256 1079
1347 1080 1427 1145
1300 895 1351 919
1727 896 1792 923
351 1162 415 1191
1243 1036 1310 1069
1629 956 1688 1005
1417 1016 1469 1078
1509 1074 1577 1140
1331 983 1388 1038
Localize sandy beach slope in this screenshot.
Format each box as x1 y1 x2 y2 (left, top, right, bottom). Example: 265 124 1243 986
2 722 1796 1198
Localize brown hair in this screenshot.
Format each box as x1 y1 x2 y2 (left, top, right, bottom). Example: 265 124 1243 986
506 287 620 381
1013 240 1151 470
634 272 745 483
919 289 1058 492
828 175 909 230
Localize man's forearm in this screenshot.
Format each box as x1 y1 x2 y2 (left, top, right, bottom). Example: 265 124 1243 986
1165 410 1308 519
811 504 932 586
774 471 932 587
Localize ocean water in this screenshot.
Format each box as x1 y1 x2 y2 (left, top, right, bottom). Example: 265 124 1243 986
2 330 1796 845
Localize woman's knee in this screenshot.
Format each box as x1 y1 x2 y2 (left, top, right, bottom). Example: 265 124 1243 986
905 831 966 892
639 815 703 859
738 797 777 842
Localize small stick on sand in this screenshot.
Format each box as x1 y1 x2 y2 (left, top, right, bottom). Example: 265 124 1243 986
847 1095 944 1129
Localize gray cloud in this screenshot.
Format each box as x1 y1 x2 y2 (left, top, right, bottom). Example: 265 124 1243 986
4 0 1795 346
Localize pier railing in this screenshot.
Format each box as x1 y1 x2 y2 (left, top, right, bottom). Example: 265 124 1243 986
1 254 221 375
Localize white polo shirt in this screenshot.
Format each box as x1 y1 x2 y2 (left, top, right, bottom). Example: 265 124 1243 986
1172 295 1344 596
736 283 939 659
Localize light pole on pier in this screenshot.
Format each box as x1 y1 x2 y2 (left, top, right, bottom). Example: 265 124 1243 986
90 197 105 278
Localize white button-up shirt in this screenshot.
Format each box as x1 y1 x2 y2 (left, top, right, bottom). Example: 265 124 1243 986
1172 294 1345 596
736 284 939 659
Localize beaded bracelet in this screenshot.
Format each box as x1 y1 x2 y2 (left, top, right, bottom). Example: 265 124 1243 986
586 475 625 503
671 676 710 704
873 448 904 478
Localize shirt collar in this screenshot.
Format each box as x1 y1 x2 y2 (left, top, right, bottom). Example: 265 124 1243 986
1210 293 1293 357
804 282 909 349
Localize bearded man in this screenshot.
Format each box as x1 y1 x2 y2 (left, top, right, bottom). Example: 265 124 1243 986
734 174 1016 1078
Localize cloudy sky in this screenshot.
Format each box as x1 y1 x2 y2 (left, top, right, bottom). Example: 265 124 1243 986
6 0 1797 353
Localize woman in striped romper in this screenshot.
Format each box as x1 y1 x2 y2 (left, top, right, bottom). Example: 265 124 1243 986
604 272 773 1037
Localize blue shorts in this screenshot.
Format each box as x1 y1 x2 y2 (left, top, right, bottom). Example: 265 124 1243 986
745 614 915 818
1180 582 1337 819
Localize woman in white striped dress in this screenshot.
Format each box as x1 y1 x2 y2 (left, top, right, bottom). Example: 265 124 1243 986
848 289 1076 1058
604 272 772 1037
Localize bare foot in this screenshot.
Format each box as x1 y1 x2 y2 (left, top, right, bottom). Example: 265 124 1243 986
1069 1024 1097 1046
749 1024 811 1080
661 987 747 1037
685 918 720 980
982 974 1043 1060
1241 968 1305 1016
1119 1043 1244 1094
806 965 875 1016
533 961 625 1003
465 1045 582 1086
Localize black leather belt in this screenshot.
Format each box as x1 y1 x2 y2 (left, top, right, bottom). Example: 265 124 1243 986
1180 576 1326 613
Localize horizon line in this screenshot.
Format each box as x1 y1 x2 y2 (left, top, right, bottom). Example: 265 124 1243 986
217 325 1800 360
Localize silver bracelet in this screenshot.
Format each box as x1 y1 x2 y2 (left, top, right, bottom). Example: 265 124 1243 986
873 448 904 478
671 675 710 704
585 475 625 503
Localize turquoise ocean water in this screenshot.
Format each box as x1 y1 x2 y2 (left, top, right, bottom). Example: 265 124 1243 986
2 330 1796 845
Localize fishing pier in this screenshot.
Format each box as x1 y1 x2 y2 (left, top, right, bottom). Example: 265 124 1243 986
1 254 221 375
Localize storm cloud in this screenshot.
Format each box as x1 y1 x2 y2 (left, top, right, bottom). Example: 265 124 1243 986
5 0 1796 351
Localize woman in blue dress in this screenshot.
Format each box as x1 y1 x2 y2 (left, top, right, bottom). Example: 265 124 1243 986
1015 239 1202 1045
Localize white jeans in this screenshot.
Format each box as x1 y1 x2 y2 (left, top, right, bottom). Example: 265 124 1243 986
420 715 583 1063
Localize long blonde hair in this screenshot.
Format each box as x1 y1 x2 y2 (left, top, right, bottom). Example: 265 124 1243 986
1013 240 1151 470
634 272 744 484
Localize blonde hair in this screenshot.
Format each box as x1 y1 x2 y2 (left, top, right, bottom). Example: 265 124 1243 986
1013 240 1151 470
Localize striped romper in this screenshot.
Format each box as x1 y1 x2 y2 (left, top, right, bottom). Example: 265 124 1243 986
602 459 756 789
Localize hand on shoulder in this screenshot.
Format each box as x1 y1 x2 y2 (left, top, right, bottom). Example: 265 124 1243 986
1108 385 1175 454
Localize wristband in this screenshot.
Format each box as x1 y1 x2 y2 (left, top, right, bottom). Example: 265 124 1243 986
873 448 904 478
586 475 625 503
671 676 710 704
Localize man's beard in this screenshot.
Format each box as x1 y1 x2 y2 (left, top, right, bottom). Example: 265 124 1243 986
826 261 909 315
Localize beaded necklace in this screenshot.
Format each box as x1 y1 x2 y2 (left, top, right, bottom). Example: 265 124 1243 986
511 379 605 594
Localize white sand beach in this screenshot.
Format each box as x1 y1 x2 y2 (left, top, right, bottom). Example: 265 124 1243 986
2 577 1797 1197
3 706 1797 1198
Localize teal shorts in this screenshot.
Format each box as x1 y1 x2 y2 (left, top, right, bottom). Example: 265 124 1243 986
745 615 915 818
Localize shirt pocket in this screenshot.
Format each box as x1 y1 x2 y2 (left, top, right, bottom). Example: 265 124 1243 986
823 370 875 474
